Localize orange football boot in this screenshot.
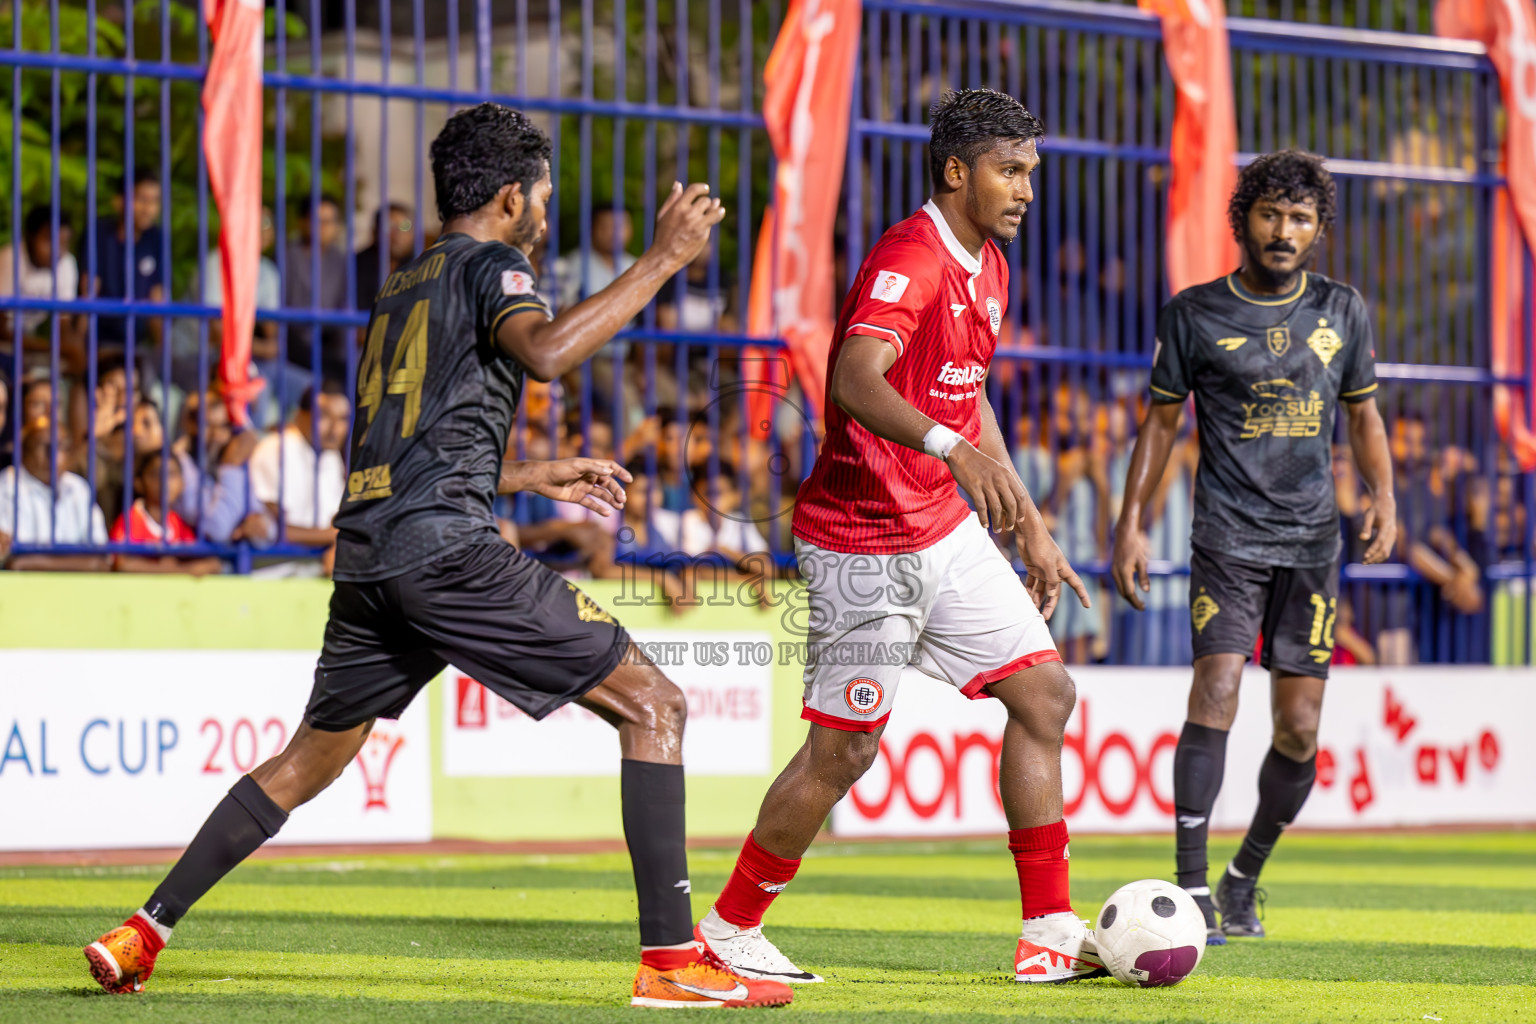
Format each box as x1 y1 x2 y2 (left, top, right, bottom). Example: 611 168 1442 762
631 948 793 1008
84 914 166 994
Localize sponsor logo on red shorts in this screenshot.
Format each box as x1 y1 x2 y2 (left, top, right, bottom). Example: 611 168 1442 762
844 678 884 716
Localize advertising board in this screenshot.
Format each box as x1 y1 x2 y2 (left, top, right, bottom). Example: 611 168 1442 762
441 630 775 777
0 650 431 850
831 666 1529 836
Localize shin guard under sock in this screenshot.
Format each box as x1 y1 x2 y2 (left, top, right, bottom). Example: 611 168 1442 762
639 946 698 971
145 774 288 928
621 759 694 948
1173 721 1229 889
1232 746 1317 879
1009 820 1073 919
713 832 801 929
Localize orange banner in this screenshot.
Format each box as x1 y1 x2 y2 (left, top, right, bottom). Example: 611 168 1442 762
1437 0 1536 469
744 0 862 436
202 0 266 427
1139 0 1240 294
1488 191 1536 468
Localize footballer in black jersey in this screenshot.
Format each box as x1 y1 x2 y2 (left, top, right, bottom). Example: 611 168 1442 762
1112 151 1397 943
84 103 793 1008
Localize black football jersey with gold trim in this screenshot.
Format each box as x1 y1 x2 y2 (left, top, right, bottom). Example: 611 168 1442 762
1149 271 1377 567
333 233 550 582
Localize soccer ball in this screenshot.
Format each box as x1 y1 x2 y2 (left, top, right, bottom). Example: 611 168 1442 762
1093 879 1206 987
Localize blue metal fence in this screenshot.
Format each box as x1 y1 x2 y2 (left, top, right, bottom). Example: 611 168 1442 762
0 0 785 578
2 0 1532 664
846 0 1535 666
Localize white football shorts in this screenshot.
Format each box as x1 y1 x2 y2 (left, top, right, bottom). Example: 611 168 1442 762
794 516 1060 732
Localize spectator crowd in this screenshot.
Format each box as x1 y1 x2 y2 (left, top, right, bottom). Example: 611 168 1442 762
0 177 1523 667
0 170 364 577
0 180 767 587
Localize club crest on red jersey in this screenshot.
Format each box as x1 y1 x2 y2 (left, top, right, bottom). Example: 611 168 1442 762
844 677 884 715
986 297 1001 336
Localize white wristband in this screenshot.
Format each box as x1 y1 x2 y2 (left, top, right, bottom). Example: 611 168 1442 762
922 424 964 461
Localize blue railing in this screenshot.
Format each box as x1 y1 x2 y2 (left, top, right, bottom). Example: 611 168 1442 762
2 0 1533 663
846 0 1535 665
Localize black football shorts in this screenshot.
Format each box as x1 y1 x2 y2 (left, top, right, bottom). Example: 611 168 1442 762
306 540 630 730
1187 544 1340 679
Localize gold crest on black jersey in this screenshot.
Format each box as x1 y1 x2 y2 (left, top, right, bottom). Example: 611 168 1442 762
1147 272 1378 567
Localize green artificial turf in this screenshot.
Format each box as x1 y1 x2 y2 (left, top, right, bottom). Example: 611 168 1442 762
1 833 1532 1022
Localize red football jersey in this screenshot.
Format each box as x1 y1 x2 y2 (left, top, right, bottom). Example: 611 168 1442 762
793 202 1009 554
111 501 197 544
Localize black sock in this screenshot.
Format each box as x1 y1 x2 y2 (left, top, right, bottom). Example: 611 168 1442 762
621 759 693 948
144 775 288 928
1173 721 1229 889
1232 746 1316 879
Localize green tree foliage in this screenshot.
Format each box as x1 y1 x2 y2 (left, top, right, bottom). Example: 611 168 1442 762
546 0 779 281
0 1 334 295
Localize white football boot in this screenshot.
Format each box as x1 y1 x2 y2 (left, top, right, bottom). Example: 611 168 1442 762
1014 911 1109 983
694 906 825 983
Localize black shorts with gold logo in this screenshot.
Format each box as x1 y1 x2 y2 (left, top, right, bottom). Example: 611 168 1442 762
307 539 628 729
1187 544 1340 679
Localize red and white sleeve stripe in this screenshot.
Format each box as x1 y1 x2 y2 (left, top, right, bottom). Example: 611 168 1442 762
845 322 904 356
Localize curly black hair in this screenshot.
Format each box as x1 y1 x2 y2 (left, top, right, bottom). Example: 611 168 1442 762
1228 149 1336 240
928 88 1044 191
430 102 552 221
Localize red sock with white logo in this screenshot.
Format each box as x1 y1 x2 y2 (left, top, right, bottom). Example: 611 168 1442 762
1009 820 1073 919
712 832 800 929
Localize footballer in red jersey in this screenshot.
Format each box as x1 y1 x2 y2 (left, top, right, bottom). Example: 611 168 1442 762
696 89 1107 986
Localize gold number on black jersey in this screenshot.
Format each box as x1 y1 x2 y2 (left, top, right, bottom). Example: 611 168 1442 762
357 315 388 435
1308 593 1337 647
357 298 430 442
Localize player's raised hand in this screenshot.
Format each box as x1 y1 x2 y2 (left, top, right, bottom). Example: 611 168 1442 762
651 181 726 272
1015 516 1092 622
529 458 634 516
946 442 1025 532
1110 520 1151 611
1358 494 1397 564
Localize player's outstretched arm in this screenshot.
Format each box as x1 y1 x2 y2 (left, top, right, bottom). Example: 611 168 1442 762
1345 398 1396 564
830 335 1027 532
1111 400 1183 611
496 182 725 381
498 457 633 516
974 399 1089 620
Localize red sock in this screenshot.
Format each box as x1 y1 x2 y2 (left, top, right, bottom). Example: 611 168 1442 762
125 914 167 955
712 832 800 929
1008 820 1072 919
640 946 697 971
